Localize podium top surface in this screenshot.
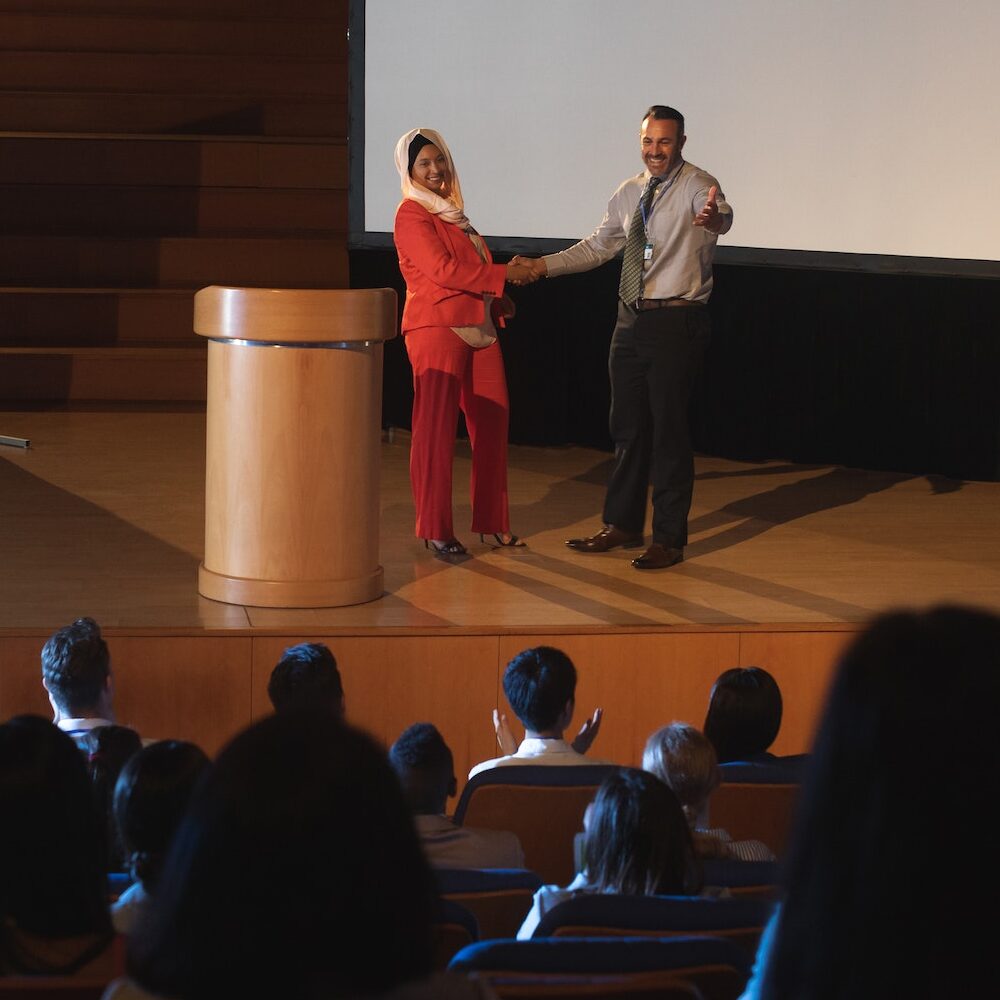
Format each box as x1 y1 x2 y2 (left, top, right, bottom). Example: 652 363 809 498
193 286 398 344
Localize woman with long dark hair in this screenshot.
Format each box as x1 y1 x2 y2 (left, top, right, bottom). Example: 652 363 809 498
517 768 698 939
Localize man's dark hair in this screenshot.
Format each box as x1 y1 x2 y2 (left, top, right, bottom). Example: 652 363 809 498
388 722 454 814
703 666 782 763
502 646 577 732
41 617 110 715
642 104 685 135
267 642 344 715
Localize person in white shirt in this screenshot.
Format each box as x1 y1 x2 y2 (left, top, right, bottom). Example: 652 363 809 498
390 722 524 869
41 617 120 749
470 646 609 779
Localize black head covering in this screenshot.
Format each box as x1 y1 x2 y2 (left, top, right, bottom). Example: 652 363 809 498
407 133 435 175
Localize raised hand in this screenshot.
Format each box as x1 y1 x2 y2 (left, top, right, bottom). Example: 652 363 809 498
570 707 603 755
493 707 519 755
693 185 720 229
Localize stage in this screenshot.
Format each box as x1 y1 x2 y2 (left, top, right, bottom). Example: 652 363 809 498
2 406 998 778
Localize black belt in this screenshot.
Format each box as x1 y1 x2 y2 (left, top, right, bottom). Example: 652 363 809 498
633 297 698 311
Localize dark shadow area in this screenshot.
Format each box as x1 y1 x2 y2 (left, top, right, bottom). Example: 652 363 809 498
0 457 245 629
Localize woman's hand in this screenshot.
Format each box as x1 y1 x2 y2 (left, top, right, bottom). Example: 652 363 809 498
497 294 516 320
505 260 539 286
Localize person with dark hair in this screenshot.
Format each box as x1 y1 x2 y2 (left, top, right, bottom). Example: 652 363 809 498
106 711 492 1000
703 666 783 763
512 105 732 571
0 715 115 977
643 722 774 861
469 646 608 778
738 605 1000 1000
393 127 535 558
78 724 142 872
41 616 123 747
390 722 524 869
111 740 210 935
267 641 345 716
516 768 698 938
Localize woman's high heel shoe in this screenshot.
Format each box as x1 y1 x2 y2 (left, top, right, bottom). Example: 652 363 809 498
480 532 526 548
424 538 468 557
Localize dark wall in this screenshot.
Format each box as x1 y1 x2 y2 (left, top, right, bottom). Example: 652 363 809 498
351 249 1000 483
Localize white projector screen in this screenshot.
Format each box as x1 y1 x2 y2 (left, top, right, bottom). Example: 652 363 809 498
351 0 1000 274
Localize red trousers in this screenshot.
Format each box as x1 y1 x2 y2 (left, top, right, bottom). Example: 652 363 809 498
405 326 510 540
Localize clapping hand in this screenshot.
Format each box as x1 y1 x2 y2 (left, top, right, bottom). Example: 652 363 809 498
493 708 519 756
570 707 603 755
693 185 721 230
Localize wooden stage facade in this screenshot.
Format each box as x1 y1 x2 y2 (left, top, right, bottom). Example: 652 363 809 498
2 407 999 783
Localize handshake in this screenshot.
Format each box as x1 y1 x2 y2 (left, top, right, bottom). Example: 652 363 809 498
505 256 548 287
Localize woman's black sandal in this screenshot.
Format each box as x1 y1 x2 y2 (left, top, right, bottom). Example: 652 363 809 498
480 533 526 548
424 538 468 557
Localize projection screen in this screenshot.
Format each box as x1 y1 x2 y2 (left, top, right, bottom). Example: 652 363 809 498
350 0 1000 276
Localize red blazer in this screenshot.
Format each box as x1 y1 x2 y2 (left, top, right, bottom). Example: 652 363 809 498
393 199 507 334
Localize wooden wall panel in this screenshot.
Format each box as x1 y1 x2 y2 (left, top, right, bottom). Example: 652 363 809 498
250 635 502 789
737 629 857 755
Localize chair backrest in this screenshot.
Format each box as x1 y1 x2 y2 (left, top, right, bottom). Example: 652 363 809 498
0 982 108 999
533 895 774 959
718 758 807 784
479 971 703 999
449 935 750 1000
700 859 779 900
454 766 620 886
431 897 479 971
436 868 544 940
709 783 799 858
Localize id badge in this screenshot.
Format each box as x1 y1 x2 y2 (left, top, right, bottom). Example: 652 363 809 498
643 243 653 261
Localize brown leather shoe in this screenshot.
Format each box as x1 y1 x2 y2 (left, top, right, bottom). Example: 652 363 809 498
566 525 644 553
631 543 684 570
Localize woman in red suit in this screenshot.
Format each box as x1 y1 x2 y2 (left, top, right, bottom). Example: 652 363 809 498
393 128 534 557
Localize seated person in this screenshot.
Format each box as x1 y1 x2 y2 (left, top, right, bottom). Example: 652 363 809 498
643 722 775 861
79 724 142 871
41 617 126 747
389 722 524 869
0 715 116 978
470 646 608 778
267 641 345 718
517 768 698 939
111 740 210 934
105 711 492 1000
703 666 785 764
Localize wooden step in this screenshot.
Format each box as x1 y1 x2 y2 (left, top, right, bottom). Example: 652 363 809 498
0 183 346 237
0 134 347 189
0 236 349 288
0 52 345 98
0 92 345 137
0 288 197 347
0 346 206 401
0 13 345 57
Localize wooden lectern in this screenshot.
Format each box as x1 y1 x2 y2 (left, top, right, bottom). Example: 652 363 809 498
193 286 397 608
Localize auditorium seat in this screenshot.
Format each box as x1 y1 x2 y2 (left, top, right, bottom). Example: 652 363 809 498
454 766 620 886
436 868 544 940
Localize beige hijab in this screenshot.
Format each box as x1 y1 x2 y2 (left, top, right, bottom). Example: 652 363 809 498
394 127 471 230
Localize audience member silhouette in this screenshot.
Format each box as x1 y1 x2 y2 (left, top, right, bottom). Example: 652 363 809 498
109 711 491 999
0 715 114 977
267 641 345 717
739 605 1000 999
643 722 775 861
111 740 210 934
41 617 123 747
79 724 142 871
390 722 524 869
471 646 607 777
517 768 698 939
703 666 783 763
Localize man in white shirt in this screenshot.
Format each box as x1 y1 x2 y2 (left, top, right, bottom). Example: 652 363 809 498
514 106 733 570
390 722 525 869
41 616 120 748
469 646 609 779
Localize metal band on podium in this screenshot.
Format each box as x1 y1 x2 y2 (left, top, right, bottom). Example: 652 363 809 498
194 286 397 608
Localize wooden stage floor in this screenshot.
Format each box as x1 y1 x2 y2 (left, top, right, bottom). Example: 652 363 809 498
2 407 998 767
2 407 998 632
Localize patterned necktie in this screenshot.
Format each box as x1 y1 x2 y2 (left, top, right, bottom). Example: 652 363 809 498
618 175 663 305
